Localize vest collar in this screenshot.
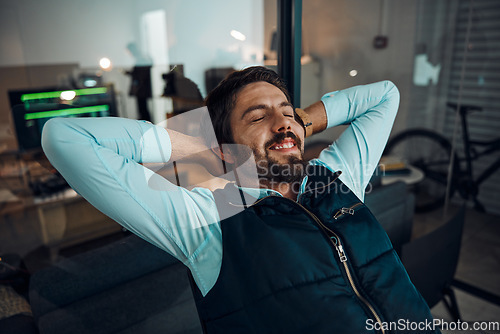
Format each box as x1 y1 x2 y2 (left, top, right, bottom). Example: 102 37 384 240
233 161 342 201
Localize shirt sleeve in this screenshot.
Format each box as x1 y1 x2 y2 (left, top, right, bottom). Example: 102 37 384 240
315 80 400 201
41 117 222 294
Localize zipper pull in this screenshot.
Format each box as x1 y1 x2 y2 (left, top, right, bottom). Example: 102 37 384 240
330 236 348 263
337 244 347 263
333 207 355 220
341 207 355 215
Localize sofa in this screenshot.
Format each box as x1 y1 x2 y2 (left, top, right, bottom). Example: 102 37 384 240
27 181 414 334
29 236 201 334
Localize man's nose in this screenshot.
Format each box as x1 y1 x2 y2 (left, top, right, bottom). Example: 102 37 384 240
271 113 292 133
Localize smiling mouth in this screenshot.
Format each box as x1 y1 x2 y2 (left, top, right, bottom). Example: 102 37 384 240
268 138 297 150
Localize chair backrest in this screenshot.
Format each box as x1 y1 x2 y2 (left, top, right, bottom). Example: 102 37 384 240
401 206 465 308
364 181 415 254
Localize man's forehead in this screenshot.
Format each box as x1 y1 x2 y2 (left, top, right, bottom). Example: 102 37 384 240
237 81 286 97
234 82 291 113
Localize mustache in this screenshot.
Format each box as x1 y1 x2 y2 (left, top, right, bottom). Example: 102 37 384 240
265 131 301 149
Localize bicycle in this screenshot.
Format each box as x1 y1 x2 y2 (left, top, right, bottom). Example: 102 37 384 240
383 102 500 213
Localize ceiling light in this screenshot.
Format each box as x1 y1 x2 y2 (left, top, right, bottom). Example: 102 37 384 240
230 30 246 41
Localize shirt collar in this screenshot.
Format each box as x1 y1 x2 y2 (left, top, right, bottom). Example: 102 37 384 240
236 175 309 200
233 159 336 200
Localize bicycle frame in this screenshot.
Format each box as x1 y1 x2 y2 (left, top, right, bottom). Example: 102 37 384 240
384 103 498 213
456 106 500 191
465 138 500 187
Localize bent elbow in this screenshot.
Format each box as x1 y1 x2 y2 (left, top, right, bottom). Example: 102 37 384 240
41 118 58 153
382 80 400 111
384 80 400 98
41 118 72 161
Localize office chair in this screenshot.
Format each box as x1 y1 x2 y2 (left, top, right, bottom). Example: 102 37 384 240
401 206 465 321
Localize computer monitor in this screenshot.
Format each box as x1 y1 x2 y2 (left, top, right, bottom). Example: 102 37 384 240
8 84 117 151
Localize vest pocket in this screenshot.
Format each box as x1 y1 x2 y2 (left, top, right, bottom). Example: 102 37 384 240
332 202 364 220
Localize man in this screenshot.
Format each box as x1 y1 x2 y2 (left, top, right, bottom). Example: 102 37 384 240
42 66 438 333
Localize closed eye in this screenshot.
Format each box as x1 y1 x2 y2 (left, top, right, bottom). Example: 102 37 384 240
252 117 264 123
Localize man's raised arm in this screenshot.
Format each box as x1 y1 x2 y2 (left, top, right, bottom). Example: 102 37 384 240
300 80 400 200
41 117 222 285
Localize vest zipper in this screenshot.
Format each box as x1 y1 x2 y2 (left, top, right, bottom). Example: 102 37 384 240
332 202 364 220
253 197 385 333
247 173 384 332
295 202 385 334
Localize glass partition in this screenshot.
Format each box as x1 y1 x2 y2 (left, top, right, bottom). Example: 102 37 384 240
299 0 499 216
0 0 266 262
0 0 265 137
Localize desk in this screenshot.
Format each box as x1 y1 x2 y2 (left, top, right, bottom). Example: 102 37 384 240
1 188 121 260
381 165 425 186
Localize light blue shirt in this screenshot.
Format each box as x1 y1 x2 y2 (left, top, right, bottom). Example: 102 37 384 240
41 80 399 296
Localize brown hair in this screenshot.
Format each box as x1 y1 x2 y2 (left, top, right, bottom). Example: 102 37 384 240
204 66 291 145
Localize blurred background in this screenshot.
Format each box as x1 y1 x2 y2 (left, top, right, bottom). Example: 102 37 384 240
0 0 499 333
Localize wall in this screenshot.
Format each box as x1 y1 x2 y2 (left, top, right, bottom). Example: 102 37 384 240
2 0 417 148
0 0 136 68
0 0 139 148
263 0 418 143
0 0 263 149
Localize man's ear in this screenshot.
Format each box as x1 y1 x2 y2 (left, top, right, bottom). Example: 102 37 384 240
210 145 236 164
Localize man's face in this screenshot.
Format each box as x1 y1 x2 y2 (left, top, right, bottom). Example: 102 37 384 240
229 81 306 183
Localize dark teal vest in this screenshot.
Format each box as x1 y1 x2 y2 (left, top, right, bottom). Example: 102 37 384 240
190 166 438 334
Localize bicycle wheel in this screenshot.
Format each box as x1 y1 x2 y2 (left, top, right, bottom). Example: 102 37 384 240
384 128 459 212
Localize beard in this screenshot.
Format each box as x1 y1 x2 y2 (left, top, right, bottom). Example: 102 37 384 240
252 131 308 184
255 153 308 184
